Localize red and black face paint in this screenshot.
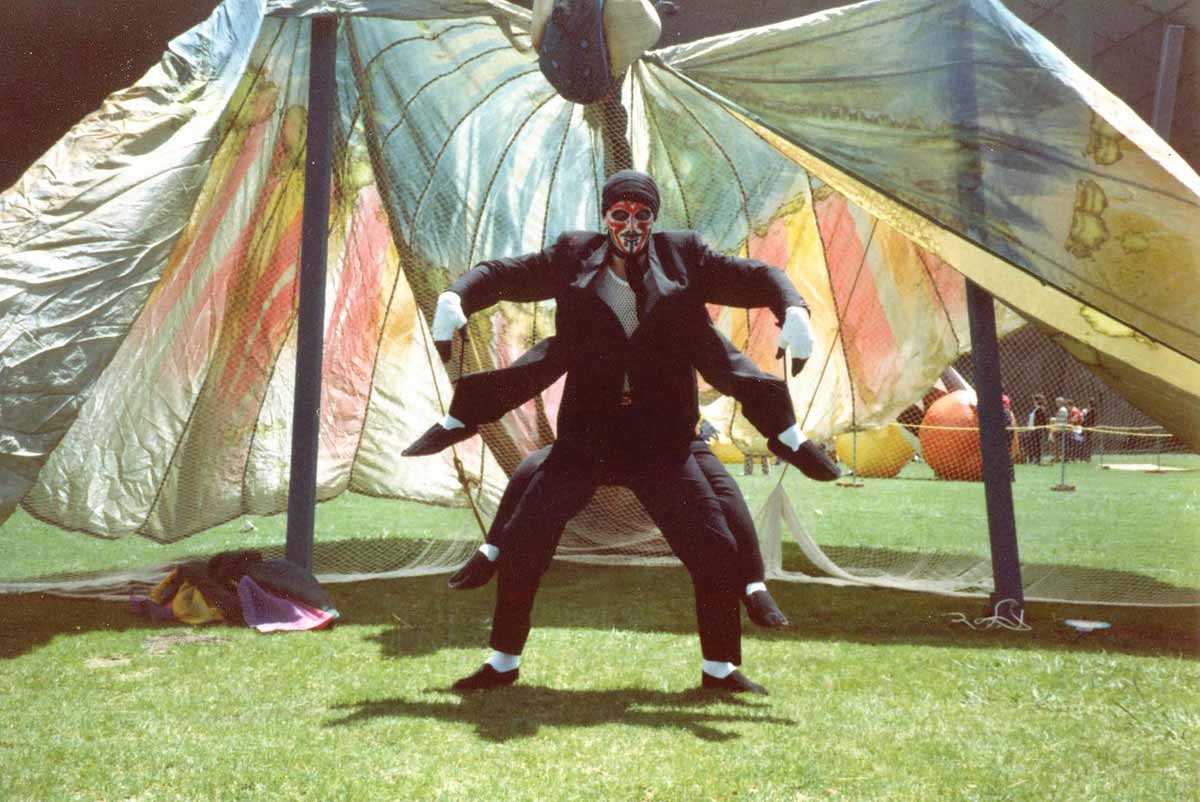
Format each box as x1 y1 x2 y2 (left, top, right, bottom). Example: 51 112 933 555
603 200 654 256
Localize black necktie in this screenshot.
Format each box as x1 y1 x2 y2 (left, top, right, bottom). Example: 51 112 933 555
625 254 649 321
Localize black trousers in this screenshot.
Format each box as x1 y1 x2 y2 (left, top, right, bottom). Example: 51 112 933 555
485 440 766 585
1023 432 1043 464
486 440 744 664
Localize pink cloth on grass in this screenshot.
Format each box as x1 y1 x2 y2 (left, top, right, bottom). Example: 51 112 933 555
237 575 336 632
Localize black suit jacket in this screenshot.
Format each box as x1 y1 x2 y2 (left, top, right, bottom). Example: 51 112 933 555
450 329 797 447
450 230 806 459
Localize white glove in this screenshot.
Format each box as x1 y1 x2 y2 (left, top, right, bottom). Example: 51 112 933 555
432 292 467 341
778 306 813 360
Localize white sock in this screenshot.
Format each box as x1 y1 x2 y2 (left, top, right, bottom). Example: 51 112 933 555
776 423 807 452
702 660 736 679
441 414 465 430
478 543 499 561
745 581 767 596
487 650 520 673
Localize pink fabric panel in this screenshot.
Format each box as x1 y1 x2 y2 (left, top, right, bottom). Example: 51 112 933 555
237 576 336 633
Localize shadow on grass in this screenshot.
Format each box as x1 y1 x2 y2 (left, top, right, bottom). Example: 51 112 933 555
3 557 1197 663
0 592 183 660
326 684 790 742
358 561 1200 663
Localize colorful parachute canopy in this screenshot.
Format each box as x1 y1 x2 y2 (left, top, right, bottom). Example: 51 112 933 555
1 0 1196 540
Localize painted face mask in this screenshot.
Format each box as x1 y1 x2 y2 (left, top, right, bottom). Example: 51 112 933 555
603 200 654 256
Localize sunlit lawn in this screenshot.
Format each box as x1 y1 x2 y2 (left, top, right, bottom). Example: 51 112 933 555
1 454 1197 801
5 454 1199 587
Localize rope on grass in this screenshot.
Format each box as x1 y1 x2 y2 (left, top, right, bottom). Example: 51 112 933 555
944 598 1031 632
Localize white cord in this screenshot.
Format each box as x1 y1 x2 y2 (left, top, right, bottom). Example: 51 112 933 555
944 598 1031 631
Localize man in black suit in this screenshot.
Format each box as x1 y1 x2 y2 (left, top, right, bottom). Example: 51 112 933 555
407 319 835 629
420 171 827 695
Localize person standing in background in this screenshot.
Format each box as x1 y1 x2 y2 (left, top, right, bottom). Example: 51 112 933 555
1025 394 1049 465
1068 400 1084 461
1082 398 1097 462
1050 396 1069 462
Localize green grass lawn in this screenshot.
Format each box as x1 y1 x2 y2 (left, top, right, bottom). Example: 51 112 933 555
0 454 1197 801
4 453 1198 590
1 567 1197 802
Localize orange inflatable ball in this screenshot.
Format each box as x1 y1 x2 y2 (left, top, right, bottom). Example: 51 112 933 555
835 424 915 478
919 390 983 481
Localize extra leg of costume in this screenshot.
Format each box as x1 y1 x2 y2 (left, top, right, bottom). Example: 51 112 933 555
691 442 763 584
447 447 550 590
689 318 793 438
691 440 789 628
449 338 567 426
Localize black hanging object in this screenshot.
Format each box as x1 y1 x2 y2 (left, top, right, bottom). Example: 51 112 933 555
538 0 614 104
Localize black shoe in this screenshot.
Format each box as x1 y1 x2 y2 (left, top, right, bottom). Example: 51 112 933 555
447 550 498 590
402 422 478 457
451 663 519 691
768 438 841 481
701 669 768 695
745 589 789 628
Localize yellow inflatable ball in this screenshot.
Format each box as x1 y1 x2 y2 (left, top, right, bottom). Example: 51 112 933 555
835 423 915 478
919 390 982 481
709 439 745 465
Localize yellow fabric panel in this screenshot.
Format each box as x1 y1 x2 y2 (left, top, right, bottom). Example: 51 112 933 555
171 582 226 625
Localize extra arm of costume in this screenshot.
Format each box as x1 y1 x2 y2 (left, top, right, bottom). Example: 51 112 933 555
448 337 569 426
691 235 812 374
690 234 806 322
448 239 565 317
435 240 567 361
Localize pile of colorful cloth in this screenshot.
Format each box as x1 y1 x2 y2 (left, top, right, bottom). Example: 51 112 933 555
130 551 339 632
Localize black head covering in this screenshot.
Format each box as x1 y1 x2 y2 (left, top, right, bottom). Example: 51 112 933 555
601 170 660 217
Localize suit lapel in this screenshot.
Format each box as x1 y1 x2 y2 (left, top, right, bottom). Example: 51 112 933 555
566 239 627 341
570 238 608 293
635 237 673 322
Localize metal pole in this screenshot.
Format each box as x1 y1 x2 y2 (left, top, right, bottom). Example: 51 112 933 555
285 16 338 574
1151 25 1186 139
951 3 1024 618
1058 432 1067 484
966 283 1025 615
